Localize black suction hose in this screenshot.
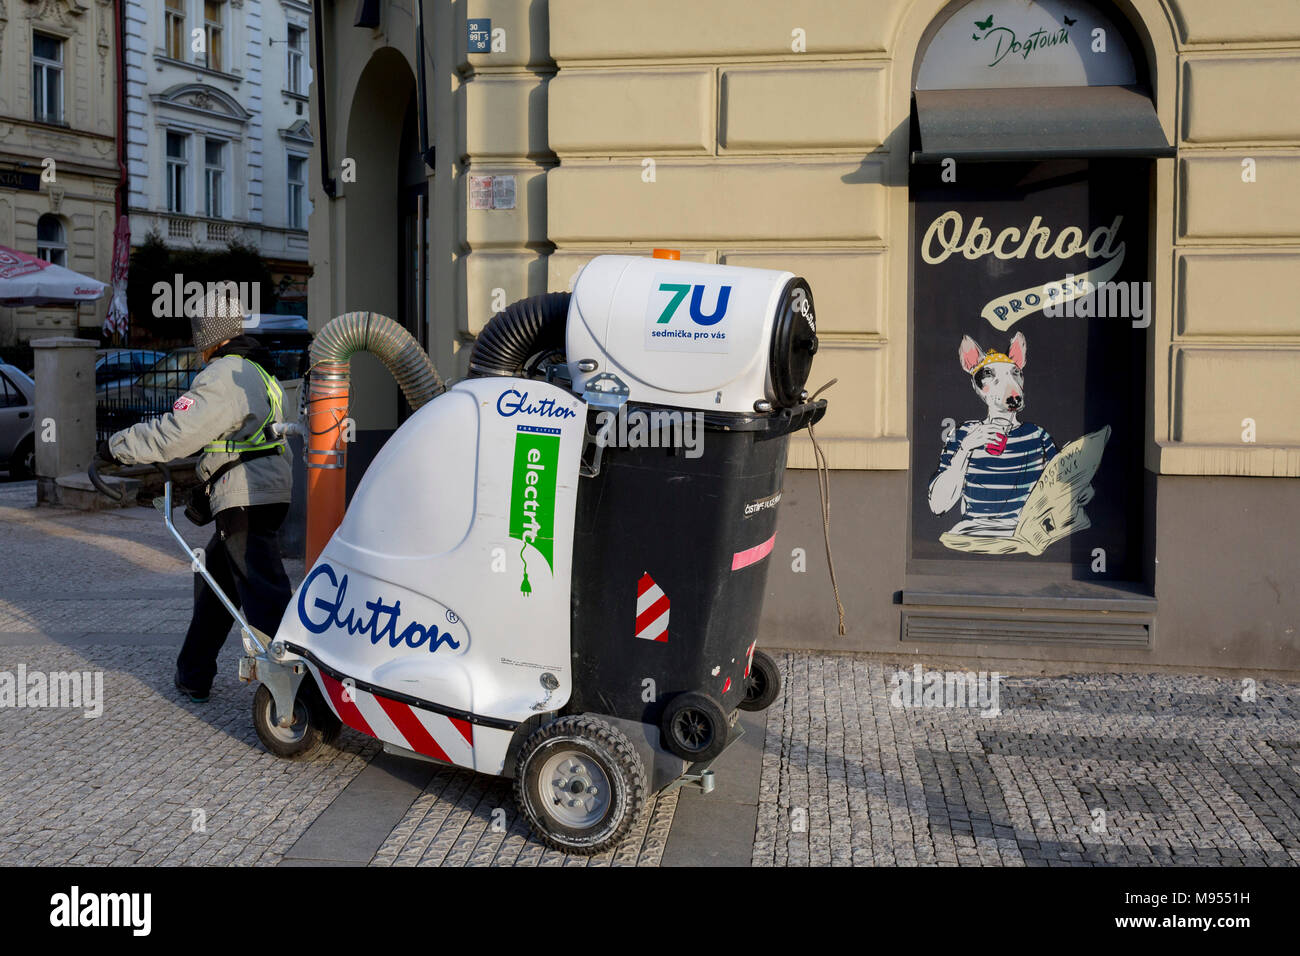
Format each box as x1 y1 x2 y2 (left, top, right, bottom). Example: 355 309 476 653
467 292 571 377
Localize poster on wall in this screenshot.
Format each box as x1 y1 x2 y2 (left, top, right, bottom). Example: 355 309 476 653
910 160 1146 576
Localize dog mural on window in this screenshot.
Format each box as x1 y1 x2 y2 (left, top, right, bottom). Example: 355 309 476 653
927 332 1109 555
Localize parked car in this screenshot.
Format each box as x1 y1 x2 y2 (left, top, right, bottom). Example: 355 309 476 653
0 363 35 479
94 348 166 395
95 318 312 440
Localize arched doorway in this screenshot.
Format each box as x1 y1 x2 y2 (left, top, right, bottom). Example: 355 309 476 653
907 0 1169 587
340 48 423 493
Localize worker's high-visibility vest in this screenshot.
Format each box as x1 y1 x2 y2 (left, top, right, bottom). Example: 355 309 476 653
202 360 287 456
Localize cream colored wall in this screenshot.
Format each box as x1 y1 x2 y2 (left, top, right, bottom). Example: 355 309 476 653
1168 0 1300 476
0 0 119 344
317 0 1300 476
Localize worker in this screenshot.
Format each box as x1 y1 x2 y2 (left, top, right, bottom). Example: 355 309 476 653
97 290 293 703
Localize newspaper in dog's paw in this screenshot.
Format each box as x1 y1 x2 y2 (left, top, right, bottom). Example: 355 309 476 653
940 425 1111 556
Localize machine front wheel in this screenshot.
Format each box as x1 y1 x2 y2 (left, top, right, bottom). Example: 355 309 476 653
252 679 341 760
514 715 647 855
738 649 781 712
661 691 728 762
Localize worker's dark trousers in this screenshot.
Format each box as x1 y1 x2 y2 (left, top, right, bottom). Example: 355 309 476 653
177 503 291 694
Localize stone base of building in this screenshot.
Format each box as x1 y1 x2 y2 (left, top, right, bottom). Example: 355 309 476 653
763 470 1300 675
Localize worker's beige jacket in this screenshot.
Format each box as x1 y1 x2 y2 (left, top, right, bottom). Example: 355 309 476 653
108 352 292 514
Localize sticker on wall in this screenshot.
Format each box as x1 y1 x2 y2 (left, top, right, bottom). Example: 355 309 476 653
468 174 516 210
635 573 670 643
926 332 1110 555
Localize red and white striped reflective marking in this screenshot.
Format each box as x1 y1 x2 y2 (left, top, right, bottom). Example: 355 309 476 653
635 572 670 643
313 668 474 768
732 534 776 571
744 640 757 677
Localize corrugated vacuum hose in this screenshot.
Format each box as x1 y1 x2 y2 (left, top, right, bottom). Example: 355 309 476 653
303 311 446 565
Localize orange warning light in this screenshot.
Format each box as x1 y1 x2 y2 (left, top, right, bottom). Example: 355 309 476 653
652 248 681 260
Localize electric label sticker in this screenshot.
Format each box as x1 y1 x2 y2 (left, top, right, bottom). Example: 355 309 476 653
509 425 560 595
644 273 733 354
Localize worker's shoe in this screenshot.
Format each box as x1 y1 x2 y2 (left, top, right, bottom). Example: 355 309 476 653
174 669 210 703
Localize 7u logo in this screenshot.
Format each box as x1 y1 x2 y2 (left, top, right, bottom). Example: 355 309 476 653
655 282 732 326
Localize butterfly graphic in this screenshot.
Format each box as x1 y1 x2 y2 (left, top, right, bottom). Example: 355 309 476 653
974 14 994 30
1063 15 1077 26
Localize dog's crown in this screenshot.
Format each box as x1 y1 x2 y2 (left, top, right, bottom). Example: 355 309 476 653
970 349 1013 374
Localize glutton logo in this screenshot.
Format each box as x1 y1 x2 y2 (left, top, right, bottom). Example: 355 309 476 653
297 563 462 654
496 387 577 420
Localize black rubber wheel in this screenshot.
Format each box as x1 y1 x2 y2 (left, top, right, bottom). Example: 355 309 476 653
738 649 781 712
252 678 341 759
514 714 647 855
661 691 728 762
9 436 34 480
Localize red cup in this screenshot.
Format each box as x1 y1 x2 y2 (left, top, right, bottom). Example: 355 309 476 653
986 420 1010 455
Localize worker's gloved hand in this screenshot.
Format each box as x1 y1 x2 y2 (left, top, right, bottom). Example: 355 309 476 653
95 439 119 464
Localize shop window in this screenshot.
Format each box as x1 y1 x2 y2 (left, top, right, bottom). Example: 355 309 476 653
908 0 1168 583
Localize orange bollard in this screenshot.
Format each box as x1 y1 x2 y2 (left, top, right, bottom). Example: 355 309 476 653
304 361 350 567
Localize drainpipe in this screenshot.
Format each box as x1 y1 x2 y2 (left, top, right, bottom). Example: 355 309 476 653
114 0 129 345
311 0 336 198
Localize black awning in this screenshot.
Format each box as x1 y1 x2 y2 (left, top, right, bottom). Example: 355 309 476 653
911 85 1175 164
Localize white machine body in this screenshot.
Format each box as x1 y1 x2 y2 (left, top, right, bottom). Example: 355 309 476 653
272 377 586 776
565 255 797 413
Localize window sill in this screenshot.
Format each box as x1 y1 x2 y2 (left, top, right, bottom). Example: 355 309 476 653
901 571 1156 613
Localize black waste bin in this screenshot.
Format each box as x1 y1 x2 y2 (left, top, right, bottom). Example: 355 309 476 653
567 399 826 752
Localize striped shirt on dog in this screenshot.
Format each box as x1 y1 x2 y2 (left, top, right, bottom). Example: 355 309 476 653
934 421 1059 521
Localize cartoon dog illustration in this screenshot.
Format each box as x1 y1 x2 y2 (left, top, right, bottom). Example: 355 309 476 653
928 332 1071 538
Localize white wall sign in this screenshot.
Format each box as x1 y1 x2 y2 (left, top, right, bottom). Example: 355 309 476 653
916 0 1137 90
469 174 517 210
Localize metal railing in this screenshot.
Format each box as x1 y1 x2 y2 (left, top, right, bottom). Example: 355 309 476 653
95 363 196 442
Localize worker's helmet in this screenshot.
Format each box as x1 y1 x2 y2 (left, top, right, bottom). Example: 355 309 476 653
190 286 246 353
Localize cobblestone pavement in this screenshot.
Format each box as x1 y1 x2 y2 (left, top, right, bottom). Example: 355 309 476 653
754 653 1300 866
0 482 674 865
6 484 1300 867
0 641 378 866
372 769 678 867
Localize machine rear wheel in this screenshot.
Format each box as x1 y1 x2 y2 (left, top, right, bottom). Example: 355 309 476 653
661 691 728 762
252 679 341 760
738 649 781 712
514 715 647 855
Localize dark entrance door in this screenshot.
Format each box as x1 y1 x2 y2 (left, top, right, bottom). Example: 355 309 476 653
909 159 1147 581
396 93 428 424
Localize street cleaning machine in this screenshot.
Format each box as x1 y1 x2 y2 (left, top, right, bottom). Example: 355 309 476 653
94 253 828 853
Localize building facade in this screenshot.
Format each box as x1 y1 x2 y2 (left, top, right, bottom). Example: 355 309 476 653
0 0 121 345
309 0 1300 673
124 0 312 313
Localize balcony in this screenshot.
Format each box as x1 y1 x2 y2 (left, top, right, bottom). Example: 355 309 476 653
162 215 241 245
